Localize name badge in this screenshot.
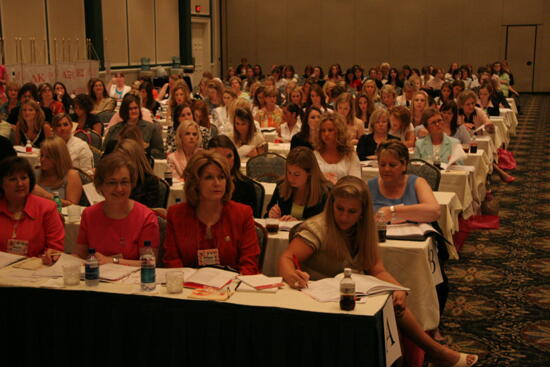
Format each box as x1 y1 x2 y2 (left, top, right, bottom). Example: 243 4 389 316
7 239 29 256
197 248 220 266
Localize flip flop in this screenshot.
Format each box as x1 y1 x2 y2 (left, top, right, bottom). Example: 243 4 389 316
451 353 478 367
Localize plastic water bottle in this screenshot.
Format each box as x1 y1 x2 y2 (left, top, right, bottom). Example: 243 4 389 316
340 268 356 311
52 191 63 214
85 248 100 286
140 241 156 291
25 139 32 153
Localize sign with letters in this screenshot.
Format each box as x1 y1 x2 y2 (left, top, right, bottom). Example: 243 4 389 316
383 295 401 366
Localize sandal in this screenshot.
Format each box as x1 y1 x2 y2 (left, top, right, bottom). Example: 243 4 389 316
428 352 478 367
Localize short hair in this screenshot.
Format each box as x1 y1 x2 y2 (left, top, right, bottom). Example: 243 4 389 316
17 83 39 101
421 107 442 128
38 83 54 100
119 94 142 121
51 113 72 129
380 84 397 98
457 90 477 108
207 134 243 179
376 140 410 167
314 111 352 155
73 94 94 114
40 136 73 181
94 152 137 191
175 120 202 150
183 150 234 208
0 156 36 196
368 108 391 131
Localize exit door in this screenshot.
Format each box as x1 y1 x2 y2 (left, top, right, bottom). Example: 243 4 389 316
505 25 536 93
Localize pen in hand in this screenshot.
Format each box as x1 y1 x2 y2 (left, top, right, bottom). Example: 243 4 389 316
292 254 308 288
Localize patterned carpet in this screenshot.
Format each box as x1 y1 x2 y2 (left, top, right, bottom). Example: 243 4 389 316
440 94 550 366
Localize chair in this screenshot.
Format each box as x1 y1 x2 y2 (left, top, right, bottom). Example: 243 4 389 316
248 178 265 218
254 221 268 271
75 129 103 168
156 178 170 209
154 212 167 267
75 168 93 207
407 159 441 191
246 152 286 183
96 110 116 125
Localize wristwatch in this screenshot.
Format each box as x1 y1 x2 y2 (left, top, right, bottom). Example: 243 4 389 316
112 256 120 264
390 205 396 217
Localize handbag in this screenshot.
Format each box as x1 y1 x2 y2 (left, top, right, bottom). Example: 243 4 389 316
497 148 517 170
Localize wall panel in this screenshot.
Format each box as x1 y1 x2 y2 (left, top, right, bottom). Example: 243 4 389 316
47 0 86 63
155 0 180 64
102 0 129 66
127 0 155 65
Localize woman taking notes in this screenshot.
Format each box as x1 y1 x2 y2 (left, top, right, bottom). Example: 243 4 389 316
265 147 331 221
278 176 477 367
75 153 159 266
163 150 260 274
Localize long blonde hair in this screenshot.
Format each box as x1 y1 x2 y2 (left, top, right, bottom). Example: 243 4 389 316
16 100 46 144
323 176 379 272
40 136 73 185
314 112 353 156
334 92 355 127
280 147 330 207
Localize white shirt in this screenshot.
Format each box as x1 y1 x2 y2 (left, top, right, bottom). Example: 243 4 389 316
314 150 361 183
67 135 94 175
229 130 266 158
279 120 302 142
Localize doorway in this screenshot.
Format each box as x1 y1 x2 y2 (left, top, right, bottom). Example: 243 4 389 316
505 25 537 93
191 19 211 91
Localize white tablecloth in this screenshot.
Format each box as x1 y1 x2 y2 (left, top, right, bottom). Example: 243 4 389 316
490 117 509 148
506 98 518 115
268 142 291 157
500 108 518 136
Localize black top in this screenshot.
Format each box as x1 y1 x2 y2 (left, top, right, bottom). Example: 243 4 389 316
264 183 329 220
356 133 399 161
290 133 314 151
18 128 48 148
0 136 16 160
131 173 162 208
8 106 53 125
232 177 259 216
70 113 102 134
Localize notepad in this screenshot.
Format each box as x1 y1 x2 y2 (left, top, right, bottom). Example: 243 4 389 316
237 274 284 290
99 263 140 281
301 274 409 303
183 267 237 289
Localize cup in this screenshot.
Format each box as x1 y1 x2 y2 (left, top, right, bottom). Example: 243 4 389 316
265 218 279 234
462 144 470 153
470 142 478 154
67 205 81 223
377 223 387 243
63 263 81 286
166 271 184 294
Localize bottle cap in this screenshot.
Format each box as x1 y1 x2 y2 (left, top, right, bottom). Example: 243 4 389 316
144 240 151 247
344 268 352 276
53 191 60 196
88 248 96 254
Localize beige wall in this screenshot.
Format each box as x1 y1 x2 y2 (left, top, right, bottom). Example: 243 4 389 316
223 0 550 92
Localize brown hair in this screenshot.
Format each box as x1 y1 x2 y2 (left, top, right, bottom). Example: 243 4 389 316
314 111 353 156
376 140 410 167
94 152 137 191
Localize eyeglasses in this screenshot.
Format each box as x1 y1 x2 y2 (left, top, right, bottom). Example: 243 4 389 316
104 180 131 188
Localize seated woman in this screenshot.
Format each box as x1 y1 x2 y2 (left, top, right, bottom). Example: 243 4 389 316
138 81 161 116
104 94 165 159
335 92 364 145
207 135 258 215
306 84 330 113
38 83 65 115
36 136 82 206
0 156 64 263
279 103 302 143
88 78 115 116
440 101 471 145
278 176 477 367
0 82 19 119
380 84 398 110
313 111 361 183
51 113 94 175
108 72 131 102
229 76 250 101
167 120 202 182
71 94 102 135
362 79 380 104
115 139 163 209
434 82 453 107
14 100 53 147
389 105 415 148
355 93 375 130
163 150 260 274
212 88 237 135
266 146 330 221
229 106 266 159
254 86 283 129
457 90 494 134
291 106 321 151
53 81 74 114
74 152 159 266
413 108 463 165
476 82 503 117
192 99 218 148
165 103 193 153
357 109 399 161
166 82 192 125
410 91 429 138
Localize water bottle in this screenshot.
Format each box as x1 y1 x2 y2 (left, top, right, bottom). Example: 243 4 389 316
140 241 156 291
340 268 356 311
25 139 32 153
52 191 63 214
85 248 100 286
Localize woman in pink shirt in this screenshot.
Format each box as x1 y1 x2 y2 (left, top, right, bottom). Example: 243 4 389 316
75 152 159 266
0 156 64 264
167 119 202 181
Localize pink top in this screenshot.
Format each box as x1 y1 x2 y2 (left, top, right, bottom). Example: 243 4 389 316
77 200 160 259
167 149 201 180
0 194 64 257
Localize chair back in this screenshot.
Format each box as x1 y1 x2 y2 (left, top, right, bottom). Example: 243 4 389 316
254 221 268 271
155 213 167 267
156 178 170 209
75 168 93 207
248 178 265 218
407 159 441 191
75 129 103 167
97 110 116 124
246 152 286 183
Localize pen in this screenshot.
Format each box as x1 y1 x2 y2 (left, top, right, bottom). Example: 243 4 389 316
292 254 308 288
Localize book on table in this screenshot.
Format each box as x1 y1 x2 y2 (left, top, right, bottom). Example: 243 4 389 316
183 267 238 289
386 223 440 241
302 273 409 303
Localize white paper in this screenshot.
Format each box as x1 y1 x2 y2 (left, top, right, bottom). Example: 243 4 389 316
237 281 279 293
442 144 466 170
237 274 283 289
0 251 26 269
383 295 402 366
185 267 237 289
99 263 139 281
83 183 104 205
32 253 84 278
